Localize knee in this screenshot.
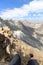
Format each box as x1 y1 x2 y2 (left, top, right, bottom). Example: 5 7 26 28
9 54 21 65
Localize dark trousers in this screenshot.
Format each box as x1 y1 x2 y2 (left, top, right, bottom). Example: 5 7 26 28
9 54 39 65
9 54 21 65
27 59 39 65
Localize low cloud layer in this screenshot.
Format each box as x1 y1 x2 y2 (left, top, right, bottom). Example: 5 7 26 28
0 0 43 22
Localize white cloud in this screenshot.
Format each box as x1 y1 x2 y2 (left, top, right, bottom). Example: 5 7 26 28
33 0 43 1
30 1 43 11
0 0 43 21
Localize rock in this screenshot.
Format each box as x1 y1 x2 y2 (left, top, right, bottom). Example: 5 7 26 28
0 34 5 42
6 44 10 55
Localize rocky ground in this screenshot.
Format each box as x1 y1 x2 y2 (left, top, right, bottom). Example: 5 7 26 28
0 26 43 65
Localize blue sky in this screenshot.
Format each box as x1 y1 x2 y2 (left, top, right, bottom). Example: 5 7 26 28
0 0 43 22
0 0 32 10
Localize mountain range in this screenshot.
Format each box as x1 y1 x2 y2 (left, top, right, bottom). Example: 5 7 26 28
0 18 43 50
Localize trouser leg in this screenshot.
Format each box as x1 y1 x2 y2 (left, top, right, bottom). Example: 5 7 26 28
9 54 21 65
27 60 39 65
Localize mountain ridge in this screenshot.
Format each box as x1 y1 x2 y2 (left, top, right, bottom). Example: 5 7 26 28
0 18 43 50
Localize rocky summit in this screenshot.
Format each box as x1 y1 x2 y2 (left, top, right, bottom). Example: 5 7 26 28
0 26 43 65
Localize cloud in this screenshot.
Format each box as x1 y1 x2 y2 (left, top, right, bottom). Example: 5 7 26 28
33 0 43 1
0 0 43 22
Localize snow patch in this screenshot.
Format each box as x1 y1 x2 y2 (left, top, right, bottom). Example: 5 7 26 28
13 30 25 40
